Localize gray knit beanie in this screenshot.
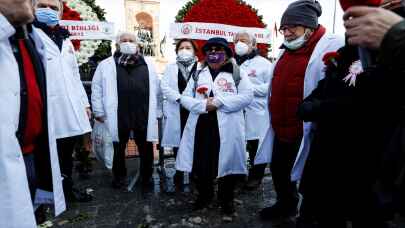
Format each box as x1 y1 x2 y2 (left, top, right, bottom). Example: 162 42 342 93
280 0 322 29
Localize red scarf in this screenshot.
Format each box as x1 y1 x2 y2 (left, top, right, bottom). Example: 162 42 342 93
270 26 326 142
18 39 44 154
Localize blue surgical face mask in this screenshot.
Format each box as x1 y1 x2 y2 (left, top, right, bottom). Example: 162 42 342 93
36 8 60 26
206 52 226 64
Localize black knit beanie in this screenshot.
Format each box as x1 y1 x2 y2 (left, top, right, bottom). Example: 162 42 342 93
281 0 322 29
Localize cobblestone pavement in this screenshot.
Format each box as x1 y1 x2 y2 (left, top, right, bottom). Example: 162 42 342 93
49 158 405 228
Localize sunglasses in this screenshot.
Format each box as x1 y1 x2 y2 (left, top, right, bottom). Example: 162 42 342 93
207 46 225 52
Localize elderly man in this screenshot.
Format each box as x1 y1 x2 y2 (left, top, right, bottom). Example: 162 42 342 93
254 0 344 220
33 0 93 203
345 4 405 215
293 1 405 227
233 31 271 190
0 0 66 226
92 32 159 189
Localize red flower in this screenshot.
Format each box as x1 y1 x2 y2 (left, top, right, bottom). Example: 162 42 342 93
196 86 209 97
323 51 340 67
71 40 81 51
339 0 383 11
62 3 82 50
180 0 269 60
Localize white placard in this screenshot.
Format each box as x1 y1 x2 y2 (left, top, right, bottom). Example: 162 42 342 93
170 22 271 44
60 20 115 40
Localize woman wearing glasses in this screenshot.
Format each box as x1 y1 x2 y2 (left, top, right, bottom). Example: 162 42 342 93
175 37 253 215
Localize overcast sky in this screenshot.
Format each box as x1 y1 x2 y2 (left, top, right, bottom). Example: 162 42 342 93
95 0 345 59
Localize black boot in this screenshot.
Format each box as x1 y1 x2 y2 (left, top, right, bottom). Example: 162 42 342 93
35 205 47 225
259 200 298 220
65 187 93 202
221 200 235 215
112 176 127 189
192 195 212 211
174 171 184 186
193 177 214 211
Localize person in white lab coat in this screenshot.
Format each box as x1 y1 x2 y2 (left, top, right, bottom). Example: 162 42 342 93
176 37 253 215
254 0 344 220
161 38 199 185
91 32 159 188
33 0 92 203
0 2 66 226
234 31 271 190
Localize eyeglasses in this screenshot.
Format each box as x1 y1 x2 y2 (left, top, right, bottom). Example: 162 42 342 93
37 4 60 11
279 25 299 35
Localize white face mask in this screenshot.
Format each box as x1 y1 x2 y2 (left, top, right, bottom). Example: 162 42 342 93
283 34 307 50
283 29 314 51
177 49 194 61
235 41 250 56
119 42 138 55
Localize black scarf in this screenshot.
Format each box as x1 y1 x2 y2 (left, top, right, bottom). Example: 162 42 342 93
114 51 142 69
33 19 70 51
208 61 233 79
235 49 259 65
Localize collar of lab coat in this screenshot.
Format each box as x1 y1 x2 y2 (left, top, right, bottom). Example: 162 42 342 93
0 13 16 41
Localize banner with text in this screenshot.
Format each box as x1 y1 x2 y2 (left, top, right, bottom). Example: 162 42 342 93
60 20 115 40
170 22 271 44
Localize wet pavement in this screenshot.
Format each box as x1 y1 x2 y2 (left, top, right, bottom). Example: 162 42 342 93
48 157 405 228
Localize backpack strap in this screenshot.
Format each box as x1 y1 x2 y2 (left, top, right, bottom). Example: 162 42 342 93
232 61 241 90
192 67 204 98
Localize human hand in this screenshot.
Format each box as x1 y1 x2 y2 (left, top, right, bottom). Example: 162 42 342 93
95 116 105 123
85 108 92 119
344 6 403 49
206 98 217 112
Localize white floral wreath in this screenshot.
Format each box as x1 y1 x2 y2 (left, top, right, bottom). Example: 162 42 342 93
63 0 102 65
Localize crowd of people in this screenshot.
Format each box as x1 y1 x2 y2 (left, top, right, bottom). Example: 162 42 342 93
0 0 404 227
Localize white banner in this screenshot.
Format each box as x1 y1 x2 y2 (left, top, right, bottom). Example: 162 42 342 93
59 20 115 40
170 22 271 44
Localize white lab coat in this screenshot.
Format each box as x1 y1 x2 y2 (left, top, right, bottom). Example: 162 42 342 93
176 65 254 178
241 55 272 141
0 16 66 228
91 56 159 142
160 62 197 148
46 35 91 139
254 33 344 182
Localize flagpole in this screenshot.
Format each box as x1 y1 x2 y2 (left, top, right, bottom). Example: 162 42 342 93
333 0 337 34
272 22 277 60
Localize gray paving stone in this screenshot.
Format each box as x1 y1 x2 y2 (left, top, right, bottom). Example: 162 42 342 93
49 159 404 228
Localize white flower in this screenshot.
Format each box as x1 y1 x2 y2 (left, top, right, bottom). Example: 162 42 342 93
343 60 364 87
64 0 102 65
